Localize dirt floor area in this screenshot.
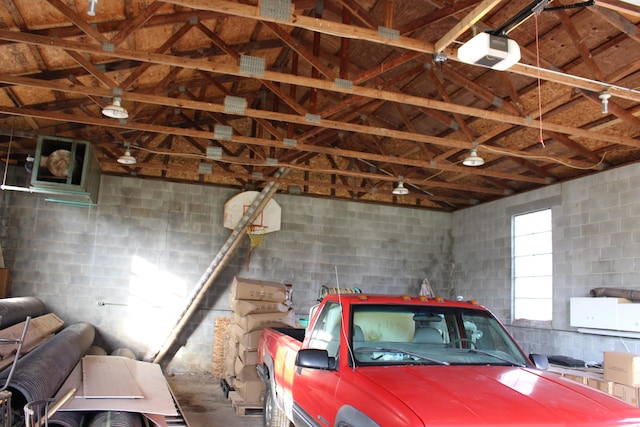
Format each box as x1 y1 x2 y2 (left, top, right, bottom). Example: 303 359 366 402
166 373 262 427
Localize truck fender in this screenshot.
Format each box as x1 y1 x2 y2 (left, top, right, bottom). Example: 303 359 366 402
259 354 276 394
334 405 380 427
258 355 287 414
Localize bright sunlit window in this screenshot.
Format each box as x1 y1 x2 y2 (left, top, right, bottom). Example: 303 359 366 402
512 209 552 321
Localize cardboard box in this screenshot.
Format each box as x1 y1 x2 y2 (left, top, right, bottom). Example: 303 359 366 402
232 309 296 332
234 377 264 403
563 373 588 385
234 357 258 382
227 323 264 350
230 299 289 316
0 269 9 298
238 341 258 365
230 277 287 302
587 377 614 394
612 383 640 407
604 351 640 387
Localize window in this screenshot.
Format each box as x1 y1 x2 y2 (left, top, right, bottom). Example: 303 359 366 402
512 209 552 321
306 301 343 358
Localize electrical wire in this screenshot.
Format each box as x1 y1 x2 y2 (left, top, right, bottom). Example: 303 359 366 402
334 266 357 370
1 117 15 188
534 13 545 148
481 144 608 170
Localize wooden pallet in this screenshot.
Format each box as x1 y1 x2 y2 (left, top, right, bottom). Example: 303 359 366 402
228 391 263 417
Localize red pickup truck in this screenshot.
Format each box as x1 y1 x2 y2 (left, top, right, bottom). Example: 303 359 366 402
257 293 640 427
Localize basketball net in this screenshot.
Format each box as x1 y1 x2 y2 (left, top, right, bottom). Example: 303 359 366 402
245 225 267 270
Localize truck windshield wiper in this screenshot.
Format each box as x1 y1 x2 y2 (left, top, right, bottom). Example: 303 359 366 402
465 349 526 367
355 347 449 365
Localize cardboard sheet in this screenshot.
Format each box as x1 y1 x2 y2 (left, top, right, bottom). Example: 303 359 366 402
56 357 178 416
82 355 143 398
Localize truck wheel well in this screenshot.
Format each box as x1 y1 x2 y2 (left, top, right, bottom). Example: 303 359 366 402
335 405 380 427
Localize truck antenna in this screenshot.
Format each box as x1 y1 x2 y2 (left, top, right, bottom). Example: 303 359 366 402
335 266 357 371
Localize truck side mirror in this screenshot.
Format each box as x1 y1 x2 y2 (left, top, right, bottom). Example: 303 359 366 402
529 353 549 370
296 349 336 370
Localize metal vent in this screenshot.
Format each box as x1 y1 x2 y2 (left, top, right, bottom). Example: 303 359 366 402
198 162 213 174
259 0 291 21
214 125 232 141
206 146 222 159
239 55 266 76
378 26 400 40
334 78 353 90
283 138 297 147
305 113 321 123
224 96 247 114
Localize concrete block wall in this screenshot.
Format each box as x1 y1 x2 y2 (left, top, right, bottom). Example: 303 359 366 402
452 163 640 364
0 174 452 372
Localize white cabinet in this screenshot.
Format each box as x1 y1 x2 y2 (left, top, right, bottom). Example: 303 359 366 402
570 297 640 333
617 304 640 333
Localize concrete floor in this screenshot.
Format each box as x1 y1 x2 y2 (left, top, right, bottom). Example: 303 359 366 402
166 373 262 427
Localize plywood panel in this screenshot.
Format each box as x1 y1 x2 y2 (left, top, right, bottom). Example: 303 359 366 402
82 355 144 399
57 358 178 416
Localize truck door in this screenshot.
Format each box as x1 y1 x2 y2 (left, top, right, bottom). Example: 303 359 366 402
294 301 343 426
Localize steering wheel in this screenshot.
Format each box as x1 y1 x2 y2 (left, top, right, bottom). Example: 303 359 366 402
448 338 477 349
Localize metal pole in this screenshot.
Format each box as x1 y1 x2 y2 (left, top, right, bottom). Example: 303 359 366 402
146 167 288 364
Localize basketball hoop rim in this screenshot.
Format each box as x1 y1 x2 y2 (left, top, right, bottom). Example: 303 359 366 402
246 224 268 234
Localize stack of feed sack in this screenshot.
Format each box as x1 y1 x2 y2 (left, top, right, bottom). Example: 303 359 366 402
224 277 293 403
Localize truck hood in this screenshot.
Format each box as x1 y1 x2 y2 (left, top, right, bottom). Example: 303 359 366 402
355 365 640 426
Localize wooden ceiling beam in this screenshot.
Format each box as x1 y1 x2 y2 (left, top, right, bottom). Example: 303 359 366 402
556 9 605 81
196 24 309 115
0 103 549 187
0 72 625 177
332 0 379 29
398 0 480 35
262 21 337 80
434 0 504 52
0 30 637 148
592 0 640 19
110 1 166 47
120 21 196 90
45 0 109 44
162 0 640 103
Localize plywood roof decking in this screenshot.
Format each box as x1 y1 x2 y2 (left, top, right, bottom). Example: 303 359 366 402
0 0 638 211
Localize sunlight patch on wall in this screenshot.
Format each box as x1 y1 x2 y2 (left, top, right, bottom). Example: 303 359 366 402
124 256 188 347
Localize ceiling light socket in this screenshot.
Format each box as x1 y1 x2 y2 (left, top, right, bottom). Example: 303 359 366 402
599 90 611 114
87 0 98 16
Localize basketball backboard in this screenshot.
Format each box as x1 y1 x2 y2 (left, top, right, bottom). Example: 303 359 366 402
223 191 281 233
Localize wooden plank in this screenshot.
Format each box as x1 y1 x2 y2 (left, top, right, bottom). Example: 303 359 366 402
82 355 144 399
0 313 64 358
434 0 505 52
0 334 53 372
228 391 262 417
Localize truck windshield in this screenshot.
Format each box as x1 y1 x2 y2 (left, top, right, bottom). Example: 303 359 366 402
350 304 530 367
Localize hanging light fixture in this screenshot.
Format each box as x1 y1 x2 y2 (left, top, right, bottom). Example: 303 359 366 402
117 144 136 165
392 180 409 195
463 149 485 167
102 97 128 119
